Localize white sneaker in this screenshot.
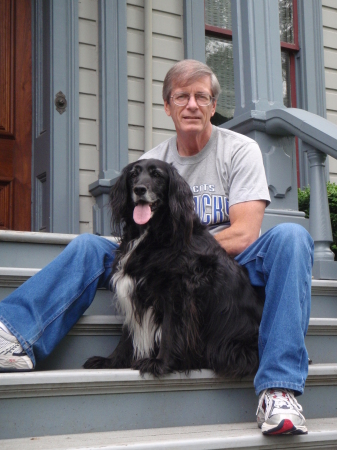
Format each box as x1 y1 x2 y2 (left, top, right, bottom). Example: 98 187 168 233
256 388 308 435
0 329 33 371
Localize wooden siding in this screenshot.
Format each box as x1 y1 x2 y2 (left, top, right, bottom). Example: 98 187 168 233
322 0 337 183
78 0 99 233
127 0 184 162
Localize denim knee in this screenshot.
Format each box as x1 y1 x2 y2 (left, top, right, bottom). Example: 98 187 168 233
68 233 102 248
268 223 314 259
66 233 108 255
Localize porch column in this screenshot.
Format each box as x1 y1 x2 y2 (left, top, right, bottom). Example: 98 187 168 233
89 0 128 236
231 0 284 117
225 0 337 279
306 145 336 279
225 0 305 229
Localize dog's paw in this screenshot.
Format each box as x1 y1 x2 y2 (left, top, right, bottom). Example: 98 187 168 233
83 356 109 369
132 358 170 377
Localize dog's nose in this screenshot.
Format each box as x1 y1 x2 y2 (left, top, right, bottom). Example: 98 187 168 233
134 185 147 196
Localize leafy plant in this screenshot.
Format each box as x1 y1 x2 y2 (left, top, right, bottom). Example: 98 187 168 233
298 183 337 258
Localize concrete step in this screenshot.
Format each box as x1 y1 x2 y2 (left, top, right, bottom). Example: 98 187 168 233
33 316 337 369
0 364 337 439
311 280 337 317
2 266 337 368
0 267 117 315
0 230 117 269
2 267 337 307
307 318 337 364
35 316 124 370
1 418 337 450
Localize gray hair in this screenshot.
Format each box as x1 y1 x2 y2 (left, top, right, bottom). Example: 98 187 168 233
162 59 221 103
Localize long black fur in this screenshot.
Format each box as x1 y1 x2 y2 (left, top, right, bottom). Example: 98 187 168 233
84 159 263 378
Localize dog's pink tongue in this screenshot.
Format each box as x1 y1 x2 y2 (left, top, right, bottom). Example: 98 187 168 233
133 204 152 225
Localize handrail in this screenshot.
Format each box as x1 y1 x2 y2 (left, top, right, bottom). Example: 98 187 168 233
264 108 337 276
264 108 337 160
226 107 337 277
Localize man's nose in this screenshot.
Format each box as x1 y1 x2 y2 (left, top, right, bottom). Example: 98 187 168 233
186 95 198 108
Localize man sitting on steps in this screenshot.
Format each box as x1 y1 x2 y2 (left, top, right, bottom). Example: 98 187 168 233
0 59 313 436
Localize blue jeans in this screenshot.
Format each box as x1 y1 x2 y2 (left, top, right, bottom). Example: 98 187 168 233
235 223 314 395
0 223 313 396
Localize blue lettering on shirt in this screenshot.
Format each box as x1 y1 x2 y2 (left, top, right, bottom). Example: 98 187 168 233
193 194 229 226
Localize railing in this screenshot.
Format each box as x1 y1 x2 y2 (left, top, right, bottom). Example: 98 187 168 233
264 108 337 272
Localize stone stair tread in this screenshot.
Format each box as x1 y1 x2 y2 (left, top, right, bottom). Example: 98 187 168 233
0 230 117 245
1 418 337 450
1 364 337 399
311 279 337 288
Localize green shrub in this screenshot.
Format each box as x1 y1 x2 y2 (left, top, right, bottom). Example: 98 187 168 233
298 182 337 258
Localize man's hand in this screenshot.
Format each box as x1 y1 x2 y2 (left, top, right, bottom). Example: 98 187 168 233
214 200 266 257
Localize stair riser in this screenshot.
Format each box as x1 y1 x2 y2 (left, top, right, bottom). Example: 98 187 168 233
306 335 337 365
35 335 121 370
1 384 336 440
0 287 117 315
311 295 337 318
2 284 337 315
32 332 337 371
2 290 337 370
0 242 67 269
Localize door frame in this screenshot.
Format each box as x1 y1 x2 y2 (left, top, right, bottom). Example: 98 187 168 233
31 0 79 234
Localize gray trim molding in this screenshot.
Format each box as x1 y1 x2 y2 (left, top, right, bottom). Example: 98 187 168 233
183 0 206 62
0 365 336 399
31 0 80 233
89 0 128 236
296 0 327 188
230 0 285 118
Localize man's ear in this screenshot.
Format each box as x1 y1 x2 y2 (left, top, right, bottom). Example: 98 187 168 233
164 100 172 117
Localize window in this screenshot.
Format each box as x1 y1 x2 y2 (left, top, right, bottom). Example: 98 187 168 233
205 0 234 125
279 0 299 108
205 0 298 125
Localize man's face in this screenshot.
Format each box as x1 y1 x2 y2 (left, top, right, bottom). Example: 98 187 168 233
164 76 216 137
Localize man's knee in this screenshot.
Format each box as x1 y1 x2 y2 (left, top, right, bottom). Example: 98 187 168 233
68 233 101 249
269 223 314 256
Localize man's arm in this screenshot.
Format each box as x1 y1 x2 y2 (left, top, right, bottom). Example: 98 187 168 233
214 200 266 257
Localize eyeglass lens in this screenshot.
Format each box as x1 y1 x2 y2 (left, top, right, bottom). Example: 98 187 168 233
172 93 212 106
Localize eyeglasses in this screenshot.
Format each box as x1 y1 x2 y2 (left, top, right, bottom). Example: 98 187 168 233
170 92 215 107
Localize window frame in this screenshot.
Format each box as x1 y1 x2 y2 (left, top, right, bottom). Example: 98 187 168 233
204 0 299 108
204 12 233 123
280 0 299 109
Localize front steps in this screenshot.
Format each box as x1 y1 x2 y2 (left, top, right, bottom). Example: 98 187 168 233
1 230 337 448
2 419 337 450
1 366 337 439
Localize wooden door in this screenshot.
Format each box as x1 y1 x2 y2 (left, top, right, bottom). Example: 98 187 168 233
0 0 32 231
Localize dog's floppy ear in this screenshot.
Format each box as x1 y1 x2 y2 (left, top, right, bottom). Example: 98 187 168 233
167 164 195 243
110 162 135 236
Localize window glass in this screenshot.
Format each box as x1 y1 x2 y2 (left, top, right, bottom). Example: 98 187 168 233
205 0 232 30
205 36 234 124
279 0 294 44
205 0 296 120
281 51 292 107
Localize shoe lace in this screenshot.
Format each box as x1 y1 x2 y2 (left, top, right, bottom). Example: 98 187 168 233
256 389 303 418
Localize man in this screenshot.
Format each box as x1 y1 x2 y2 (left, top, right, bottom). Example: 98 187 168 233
0 60 313 436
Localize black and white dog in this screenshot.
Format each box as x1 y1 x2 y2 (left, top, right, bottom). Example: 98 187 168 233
84 159 263 378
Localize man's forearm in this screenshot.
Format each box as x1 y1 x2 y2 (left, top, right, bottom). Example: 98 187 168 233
214 225 259 257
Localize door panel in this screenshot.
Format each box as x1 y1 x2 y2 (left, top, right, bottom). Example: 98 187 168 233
0 0 32 231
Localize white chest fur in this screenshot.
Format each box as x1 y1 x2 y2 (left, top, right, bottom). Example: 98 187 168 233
111 234 161 359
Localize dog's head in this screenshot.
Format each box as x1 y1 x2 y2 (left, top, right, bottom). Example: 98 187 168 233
110 159 196 242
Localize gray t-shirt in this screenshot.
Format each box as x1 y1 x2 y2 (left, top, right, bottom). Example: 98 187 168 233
140 125 270 233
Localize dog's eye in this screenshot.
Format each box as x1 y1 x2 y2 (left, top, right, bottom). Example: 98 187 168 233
149 168 163 178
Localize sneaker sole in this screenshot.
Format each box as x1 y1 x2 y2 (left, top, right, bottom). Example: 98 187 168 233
0 355 33 372
262 419 308 435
